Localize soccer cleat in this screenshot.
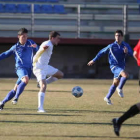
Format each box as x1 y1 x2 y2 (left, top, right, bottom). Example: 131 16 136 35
117 87 124 98
12 98 18 105
104 97 113 105
37 83 40 88
37 108 46 113
0 102 4 110
112 118 121 136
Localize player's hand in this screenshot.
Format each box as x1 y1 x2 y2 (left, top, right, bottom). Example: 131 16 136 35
43 46 49 50
124 46 128 54
87 60 95 66
31 44 37 48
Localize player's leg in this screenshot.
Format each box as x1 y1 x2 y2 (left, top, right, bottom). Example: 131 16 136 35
12 67 30 104
46 70 64 84
117 70 129 98
112 102 140 136
104 78 119 105
0 84 18 110
33 67 47 112
38 79 47 112
36 65 63 88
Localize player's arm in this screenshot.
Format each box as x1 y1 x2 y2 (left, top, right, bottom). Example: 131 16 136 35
124 43 133 56
127 46 133 56
33 45 49 64
133 51 138 61
133 40 140 61
87 45 110 66
0 46 14 60
28 39 39 53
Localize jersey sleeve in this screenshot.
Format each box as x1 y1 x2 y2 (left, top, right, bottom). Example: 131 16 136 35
0 45 15 60
93 45 111 62
40 41 49 50
134 40 140 52
28 39 38 53
125 43 133 56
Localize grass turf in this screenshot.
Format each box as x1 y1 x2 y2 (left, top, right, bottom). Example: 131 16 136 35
0 79 140 140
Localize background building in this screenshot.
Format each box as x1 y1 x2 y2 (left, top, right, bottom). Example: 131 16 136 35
0 0 139 78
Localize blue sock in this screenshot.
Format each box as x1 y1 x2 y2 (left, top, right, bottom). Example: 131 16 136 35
106 84 117 99
118 77 127 89
14 82 26 100
2 90 16 104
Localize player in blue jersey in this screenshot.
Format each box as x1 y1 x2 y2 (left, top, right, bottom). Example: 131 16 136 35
0 28 38 110
87 30 133 105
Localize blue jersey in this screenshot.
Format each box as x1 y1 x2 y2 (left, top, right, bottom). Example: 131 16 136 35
0 39 38 69
93 41 133 69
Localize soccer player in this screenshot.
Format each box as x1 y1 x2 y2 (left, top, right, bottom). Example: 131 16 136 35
87 30 133 105
0 28 38 110
33 31 64 113
133 39 140 92
112 102 140 136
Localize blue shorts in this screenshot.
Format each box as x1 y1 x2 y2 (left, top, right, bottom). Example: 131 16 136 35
111 66 124 79
16 67 32 85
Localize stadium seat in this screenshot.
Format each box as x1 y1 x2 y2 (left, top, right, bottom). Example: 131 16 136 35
23 0 35 2
54 5 66 14
35 0 47 2
5 4 17 13
1 0 13 1
34 4 41 13
0 4 4 13
41 5 53 13
48 0 59 2
17 4 31 13
13 0 25 1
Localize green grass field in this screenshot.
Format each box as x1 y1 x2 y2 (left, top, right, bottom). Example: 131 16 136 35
0 79 140 140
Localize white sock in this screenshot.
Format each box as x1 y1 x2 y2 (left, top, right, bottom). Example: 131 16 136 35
38 92 45 110
46 76 58 84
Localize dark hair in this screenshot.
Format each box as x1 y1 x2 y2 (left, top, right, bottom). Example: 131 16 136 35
49 31 60 39
18 28 28 35
115 30 123 36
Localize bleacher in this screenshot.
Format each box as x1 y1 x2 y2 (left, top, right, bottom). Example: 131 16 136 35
0 3 65 13
0 0 140 39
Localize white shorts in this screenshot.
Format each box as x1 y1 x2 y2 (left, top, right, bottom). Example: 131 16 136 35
33 65 58 82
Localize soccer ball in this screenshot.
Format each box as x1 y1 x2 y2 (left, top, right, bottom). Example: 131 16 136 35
72 86 83 98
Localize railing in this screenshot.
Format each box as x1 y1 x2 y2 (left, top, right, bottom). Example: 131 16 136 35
0 4 139 39
30 4 138 40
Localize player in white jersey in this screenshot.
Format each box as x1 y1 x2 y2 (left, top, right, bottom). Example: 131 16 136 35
33 31 64 113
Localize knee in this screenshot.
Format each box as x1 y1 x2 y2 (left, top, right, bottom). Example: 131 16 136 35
22 76 29 84
124 73 129 79
122 72 129 79
59 71 64 79
113 80 119 86
40 82 46 92
41 83 46 89
57 71 64 79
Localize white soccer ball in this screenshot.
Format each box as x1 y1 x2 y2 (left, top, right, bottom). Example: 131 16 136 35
72 86 83 98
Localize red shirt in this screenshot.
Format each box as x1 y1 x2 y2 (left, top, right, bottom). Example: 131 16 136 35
134 40 140 66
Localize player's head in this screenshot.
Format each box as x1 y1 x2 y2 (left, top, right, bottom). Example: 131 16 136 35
115 30 123 44
18 28 28 45
49 31 60 46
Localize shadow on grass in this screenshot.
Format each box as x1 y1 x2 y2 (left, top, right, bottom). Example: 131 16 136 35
0 112 81 117
1 108 125 114
0 120 140 128
0 134 140 139
0 89 70 93
47 109 125 114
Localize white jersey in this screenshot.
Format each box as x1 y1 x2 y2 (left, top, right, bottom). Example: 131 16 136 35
33 40 53 69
